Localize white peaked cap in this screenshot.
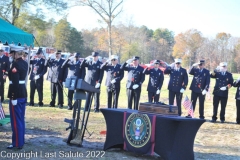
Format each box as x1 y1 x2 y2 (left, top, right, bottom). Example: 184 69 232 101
174 58 182 63
110 55 118 60
219 62 227 67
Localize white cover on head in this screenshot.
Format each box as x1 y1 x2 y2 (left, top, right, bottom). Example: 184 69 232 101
219 62 227 67
174 58 182 63
110 55 118 60
9 44 25 51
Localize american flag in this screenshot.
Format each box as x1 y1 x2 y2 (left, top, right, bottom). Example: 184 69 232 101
0 103 5 120
182 95 194 117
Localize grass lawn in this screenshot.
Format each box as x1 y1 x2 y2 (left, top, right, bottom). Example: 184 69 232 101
0 73 240 160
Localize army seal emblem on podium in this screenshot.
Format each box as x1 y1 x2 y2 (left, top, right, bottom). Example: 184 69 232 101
125 113 151 148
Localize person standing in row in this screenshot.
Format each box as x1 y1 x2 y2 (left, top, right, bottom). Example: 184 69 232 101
46 51 68 109
143 60 164 103
29 49 47 107
80 52 103 112
210 62 233 123
233 77 240 124
121 56 145 110
164 58 188 116
7 49 28 149
101 55 124 108
0 48 10 102
188 60 210 119
62 52 85 110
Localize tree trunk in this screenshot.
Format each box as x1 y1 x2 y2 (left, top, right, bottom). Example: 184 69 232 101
108 23 112 57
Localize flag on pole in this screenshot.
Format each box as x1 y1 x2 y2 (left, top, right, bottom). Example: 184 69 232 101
0 103 5 120
182 95 194 117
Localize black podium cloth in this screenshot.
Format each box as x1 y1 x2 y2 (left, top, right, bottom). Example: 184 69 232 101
100 108 205 160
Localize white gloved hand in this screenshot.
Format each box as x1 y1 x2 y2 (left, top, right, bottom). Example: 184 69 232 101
220 86 227 91
180 88 185 93
85 56 93 63
132 84 139 89
146 64 152 67
63 82 65 87
170 63 175 69
95 82 100 88
9 56 13 63
192 63 198 67
215 66 221 72
106 59 111 64
156 89 160 94
68 56 75 61
50 54 56 59
126 59 133 64
202 89 207 95
111 79 116 84
34 75 40 80
11 100 17 106
236 77 240 82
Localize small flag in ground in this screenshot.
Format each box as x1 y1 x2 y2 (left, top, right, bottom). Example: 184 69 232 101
0 103 5 120
182 95 194 117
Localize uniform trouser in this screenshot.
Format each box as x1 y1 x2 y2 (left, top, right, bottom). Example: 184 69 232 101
212 95 228 121
107 87 120 108
68 90 74 106
0 79 4 102
191 91 205 118
148 92 160 103
169 90 182 116
50 82 64 105
30 79 43 103
236 100 240 123
9 98 27 147
85 89 100 111
127 88 141 110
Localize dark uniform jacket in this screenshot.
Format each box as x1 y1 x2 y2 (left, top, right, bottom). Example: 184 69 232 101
164 66 188 92
143 67 164 92
233 80 240 100
46 58 68 83
101 63 124 89
7 58 28 99
29 58 47 80
210 71 233 97
121 63 145 89
0 55 10 79
80 60 103 86
64 59 85 79
189 67 210 93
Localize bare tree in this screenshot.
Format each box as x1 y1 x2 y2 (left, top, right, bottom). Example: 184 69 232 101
75 0 123 57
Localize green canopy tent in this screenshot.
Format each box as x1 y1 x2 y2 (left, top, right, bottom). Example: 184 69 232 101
0 18 34 46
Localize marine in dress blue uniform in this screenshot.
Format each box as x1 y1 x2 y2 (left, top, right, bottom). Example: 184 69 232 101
121 56 145 110
189 60 210 119
46 51 68 108
7 50 28 149
29 49 47 107
210 62 233 123
0 49 10 102
233 78 240 124
143 60 164 103
101 55 124 108
80 52 103 112
62 52 85 110
164 58 188 116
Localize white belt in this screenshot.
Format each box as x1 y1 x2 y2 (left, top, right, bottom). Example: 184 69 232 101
9 81 25 84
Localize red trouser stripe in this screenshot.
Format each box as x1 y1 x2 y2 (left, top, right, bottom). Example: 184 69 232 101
11 104 19 147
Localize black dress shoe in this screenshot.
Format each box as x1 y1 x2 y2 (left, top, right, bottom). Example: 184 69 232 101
29 102 34 106
58 104 63 109
94 109 99 113
49 103 55 107
221 120 224 123
38 102 44 107
236 122 240 124
7 145 23 149
211 120 216 123
67 106 73 110
185 115 192 118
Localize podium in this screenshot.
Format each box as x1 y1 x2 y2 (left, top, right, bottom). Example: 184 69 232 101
64 76 99 146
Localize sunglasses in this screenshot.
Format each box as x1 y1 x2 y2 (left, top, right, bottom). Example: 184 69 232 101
111 59 116 61
176 63 181 64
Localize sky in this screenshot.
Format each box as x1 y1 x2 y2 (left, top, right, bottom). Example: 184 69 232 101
63 0 240 38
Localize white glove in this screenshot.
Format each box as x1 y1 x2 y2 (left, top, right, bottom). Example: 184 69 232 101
220 86 227 91
236 77 240 82
180 88 185 93
85 56 93 63
132 84 139 89
146 64 152 67
68 56 75 61
63 82 65 87
126 59 133 64
106 59 111 64
170 63 175 69
192 63 198 67
50 54 56 59
95 82 100 88
156 89 160 94
111 79 116 84
34 75 40 80
215 66 221 72
9 57 13 63
11 100 17 106
202 89 207 95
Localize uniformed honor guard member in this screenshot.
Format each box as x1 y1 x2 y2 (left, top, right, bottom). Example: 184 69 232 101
62 52 85 110
7 49 28 149
210 62 233 123
101 55 124 108
80 52 103 112
0 49 10 102
164 58 188 116
188 60 210 119
143 60 164 103
29 49 47 107
46 51 68 109
121 56 145 110
233 77 240 124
